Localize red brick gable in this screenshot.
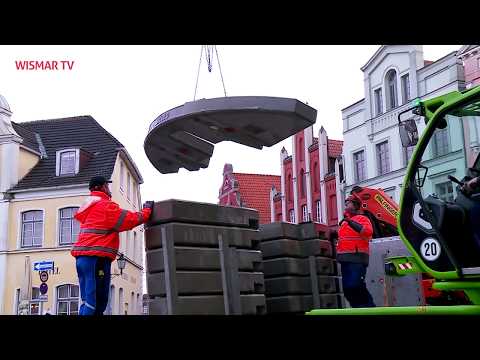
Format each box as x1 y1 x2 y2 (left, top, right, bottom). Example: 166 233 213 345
327 139 343 158
232 173 281 224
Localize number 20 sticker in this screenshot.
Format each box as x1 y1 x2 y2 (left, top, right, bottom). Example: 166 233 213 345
420 238 441 261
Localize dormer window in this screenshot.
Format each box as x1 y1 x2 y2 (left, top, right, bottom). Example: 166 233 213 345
56 149 80 176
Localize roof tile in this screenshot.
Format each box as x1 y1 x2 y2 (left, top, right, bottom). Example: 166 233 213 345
327 139 343 158
10 116 123 192
232 173 281 224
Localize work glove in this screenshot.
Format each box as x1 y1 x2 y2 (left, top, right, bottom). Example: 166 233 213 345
143 201 154 210
346 219 363 233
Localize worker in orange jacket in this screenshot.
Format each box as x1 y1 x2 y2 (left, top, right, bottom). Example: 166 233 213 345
336 196 375 308
71 176 153 315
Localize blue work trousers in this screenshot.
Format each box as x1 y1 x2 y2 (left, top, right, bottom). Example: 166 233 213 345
340 261 376 308
76 256 112 315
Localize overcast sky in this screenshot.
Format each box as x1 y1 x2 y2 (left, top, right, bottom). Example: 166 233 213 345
0 45 460 204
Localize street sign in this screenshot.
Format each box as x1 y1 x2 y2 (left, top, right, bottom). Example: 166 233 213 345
40 282 48 295
39 295 48 302
33 260 54 272
39 271 49 282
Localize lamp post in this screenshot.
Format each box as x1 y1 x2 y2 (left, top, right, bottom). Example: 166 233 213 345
112 253 126 278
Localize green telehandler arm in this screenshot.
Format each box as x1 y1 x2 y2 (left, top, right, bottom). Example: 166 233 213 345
308 85 480 315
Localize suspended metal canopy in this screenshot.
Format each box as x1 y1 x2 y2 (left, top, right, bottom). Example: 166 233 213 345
144 96 317 174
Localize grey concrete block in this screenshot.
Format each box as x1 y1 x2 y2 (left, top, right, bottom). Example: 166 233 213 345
264 276 341 296
148 294 266 315
257 222 322 241
260 239 333 259
147 247 262 273
262 257 336 277
147 271 265 296
257 222 302 240
266 294 344 313
145 222 259 250
147 199 259 229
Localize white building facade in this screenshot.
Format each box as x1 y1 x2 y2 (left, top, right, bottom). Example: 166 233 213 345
338 45 465 215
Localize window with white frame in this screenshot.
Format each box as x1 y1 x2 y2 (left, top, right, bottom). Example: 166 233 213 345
353 150 366 183
130 292 135 314
376 141 390 175
374 88 383 116
59 207 80 245
21 210 43 248
401 74 410 105
289 209 295 223
316 200 322 222
120 161 125 190
435 181 454 202
107 285 115 315
328 157 336 174
56 284 79 315
302 205 308 222
132 183 137 207
58 150 77 176
133 232 137 263
386 69 398 110
404 145 415 166
433 128 449 157
126 232 132 259
118 288 124 315
127 172 131 200
384 188 396 201
16 287 41 315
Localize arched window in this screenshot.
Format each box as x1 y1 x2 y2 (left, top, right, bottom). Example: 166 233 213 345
299 138 304 161
118 288 124 315
313 162 319 192
300 169 306 198
130 292 135 315
107 284 115 315
59 207 80 245
287 174 293 202
386 69 398 110
56 284 79 315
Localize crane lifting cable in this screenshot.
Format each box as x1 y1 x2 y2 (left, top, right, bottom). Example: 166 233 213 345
145 46 317 174
194 45 227 100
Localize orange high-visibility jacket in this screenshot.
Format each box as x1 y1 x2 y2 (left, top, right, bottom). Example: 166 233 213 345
71 191 152 260
336 214 373 256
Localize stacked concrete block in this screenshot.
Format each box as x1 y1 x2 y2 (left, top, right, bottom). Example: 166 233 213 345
145 199 266 315
256 222 344 314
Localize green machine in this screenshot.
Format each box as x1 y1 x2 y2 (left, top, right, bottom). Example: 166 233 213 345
308 86 480 315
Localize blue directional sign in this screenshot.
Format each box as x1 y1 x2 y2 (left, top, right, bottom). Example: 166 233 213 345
33 261 54 272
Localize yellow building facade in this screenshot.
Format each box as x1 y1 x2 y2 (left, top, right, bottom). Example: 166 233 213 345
0 95 146 315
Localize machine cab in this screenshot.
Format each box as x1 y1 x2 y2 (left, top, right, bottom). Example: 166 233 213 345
398 87 480 280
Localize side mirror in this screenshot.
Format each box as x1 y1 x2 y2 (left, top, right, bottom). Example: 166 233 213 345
415 164 428 189
399 118 419 148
